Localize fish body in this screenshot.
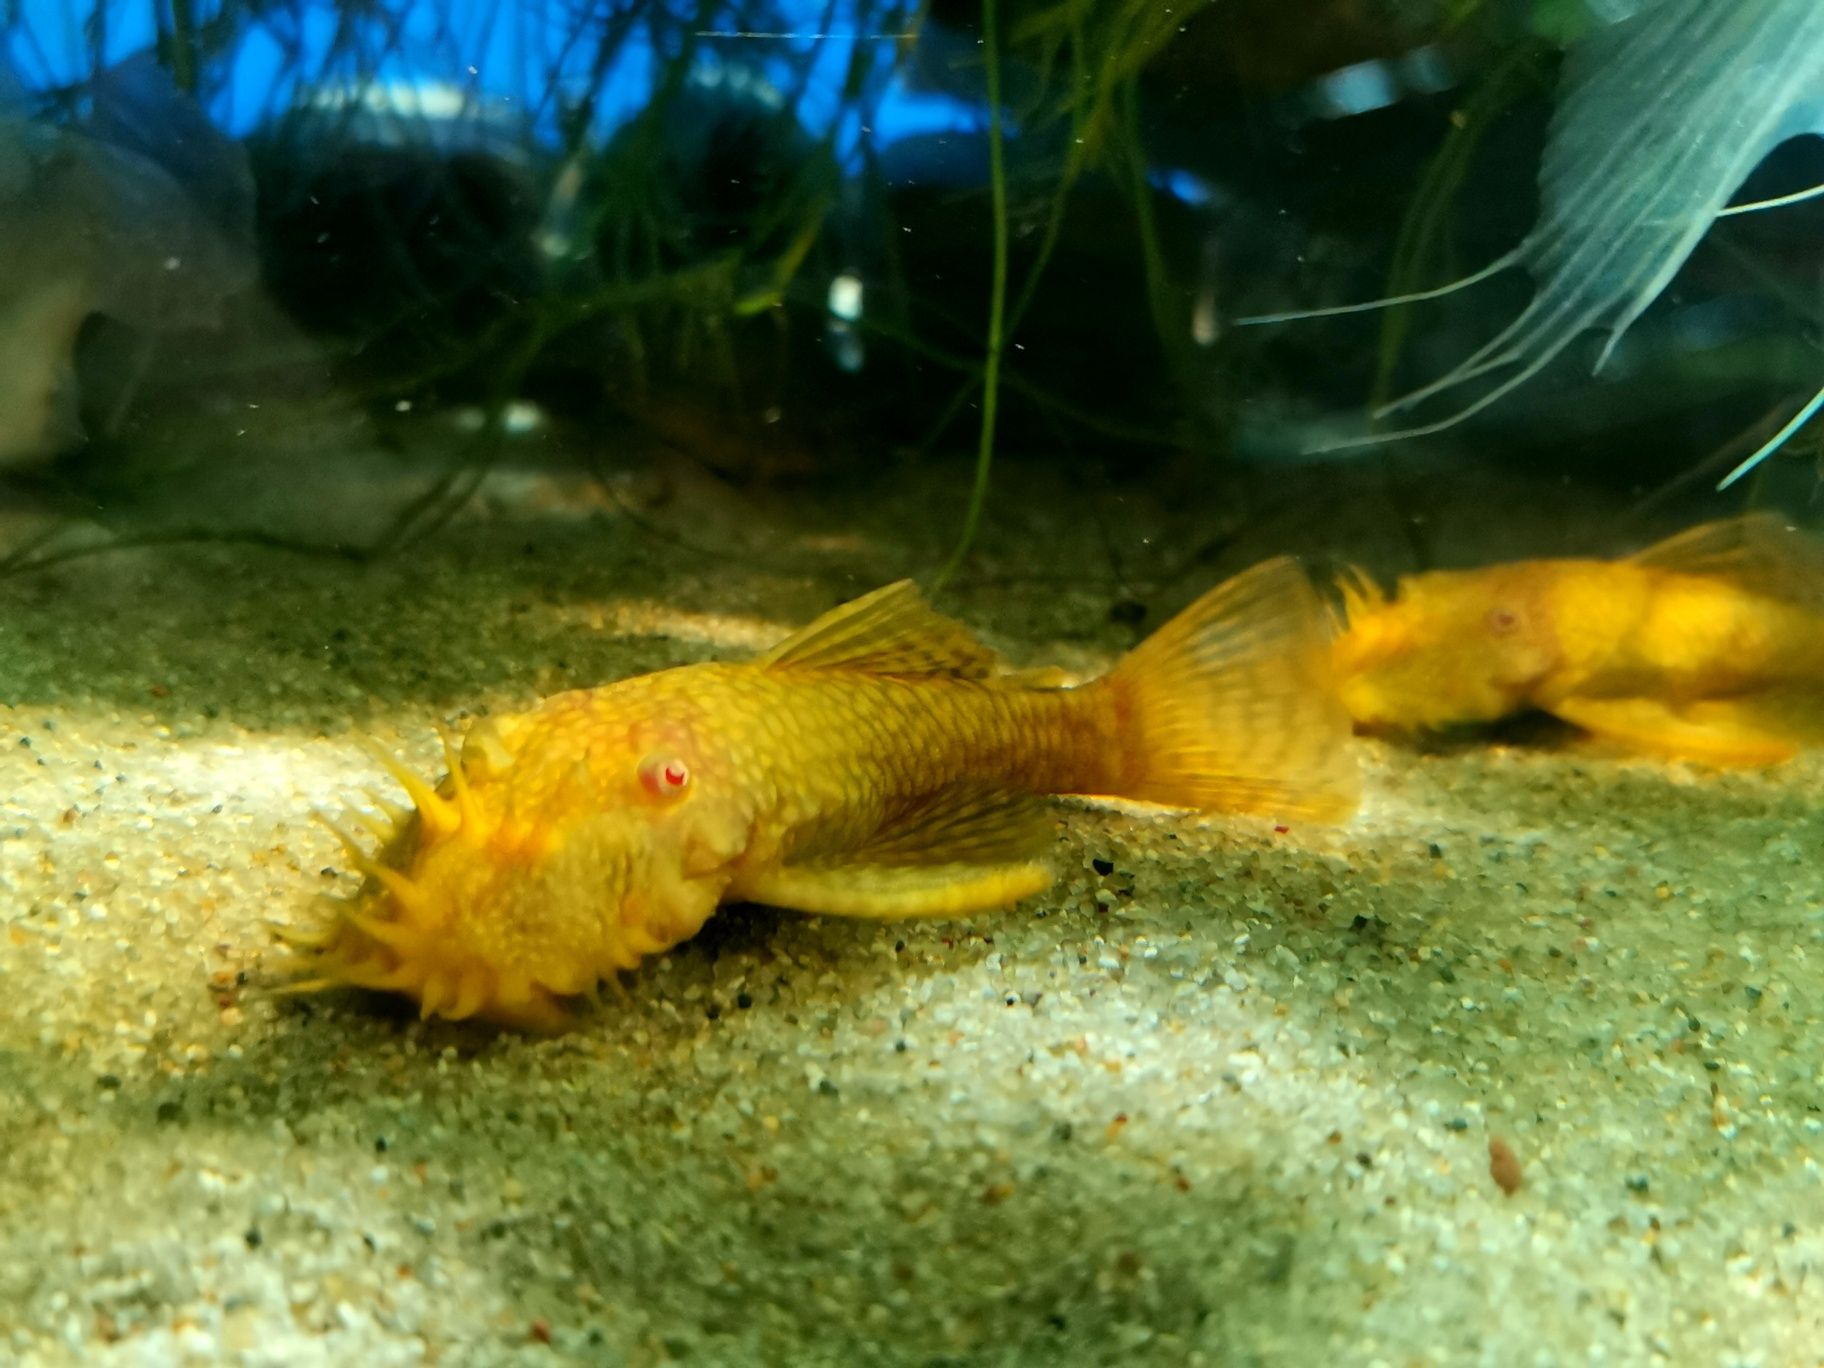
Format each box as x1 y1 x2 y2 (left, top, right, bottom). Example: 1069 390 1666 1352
1333 513 1824 764
298 560 1358 1029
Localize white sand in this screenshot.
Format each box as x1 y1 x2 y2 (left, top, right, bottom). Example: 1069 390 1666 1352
2 460 1819 1365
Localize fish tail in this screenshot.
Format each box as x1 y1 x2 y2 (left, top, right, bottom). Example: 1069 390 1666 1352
1098 557 1359 822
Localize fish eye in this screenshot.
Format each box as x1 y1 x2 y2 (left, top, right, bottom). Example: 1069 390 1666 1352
1486 606 1520 635
638 753 691 799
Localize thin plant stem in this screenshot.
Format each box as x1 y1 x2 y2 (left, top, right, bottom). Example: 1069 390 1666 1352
935 0 1008 591
167 0 199 93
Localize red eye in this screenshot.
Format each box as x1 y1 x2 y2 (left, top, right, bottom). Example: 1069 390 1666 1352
639 754 691 798
1487 607 1520 635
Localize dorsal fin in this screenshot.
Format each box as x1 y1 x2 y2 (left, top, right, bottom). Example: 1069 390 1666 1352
757 580 1004 677
1630 513 1824 609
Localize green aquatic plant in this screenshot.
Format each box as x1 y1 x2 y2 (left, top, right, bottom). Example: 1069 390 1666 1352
1014 0 1211 164
930 0 1216 584
1246 0 1824 478
934 0 1009 591
0 2 912 571
1 0 1217 579
1365 43 1545 413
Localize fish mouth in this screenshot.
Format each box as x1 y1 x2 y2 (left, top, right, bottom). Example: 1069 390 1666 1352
277 733 579 1032
277 888 576 1033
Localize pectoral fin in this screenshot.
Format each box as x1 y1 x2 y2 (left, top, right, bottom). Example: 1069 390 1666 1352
739 858 1053 919
1551 696 1798 766
739 783 1055 919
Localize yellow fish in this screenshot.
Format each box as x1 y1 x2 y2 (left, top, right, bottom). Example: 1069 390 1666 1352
294 559 1358 1029
1332 513 1824 765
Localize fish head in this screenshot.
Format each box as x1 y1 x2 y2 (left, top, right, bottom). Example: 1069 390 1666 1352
1332 564 1563 729
300 699 750 1030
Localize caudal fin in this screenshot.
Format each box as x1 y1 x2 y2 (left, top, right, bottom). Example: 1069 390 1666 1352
1100 557 1359 822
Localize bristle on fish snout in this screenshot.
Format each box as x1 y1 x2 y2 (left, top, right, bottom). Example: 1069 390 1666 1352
276 739 570 1032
